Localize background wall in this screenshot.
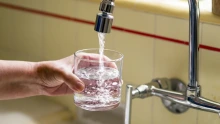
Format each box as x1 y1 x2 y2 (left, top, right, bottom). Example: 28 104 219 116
0 0 220 124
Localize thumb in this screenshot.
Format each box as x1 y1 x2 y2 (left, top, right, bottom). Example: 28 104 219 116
62 72 85 92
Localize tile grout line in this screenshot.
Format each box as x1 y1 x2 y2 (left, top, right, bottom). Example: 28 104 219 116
151 14 157 124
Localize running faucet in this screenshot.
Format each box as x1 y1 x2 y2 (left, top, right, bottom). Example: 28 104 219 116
94 0 220 124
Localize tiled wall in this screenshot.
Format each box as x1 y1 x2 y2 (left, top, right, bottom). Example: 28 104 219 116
0 0 220 123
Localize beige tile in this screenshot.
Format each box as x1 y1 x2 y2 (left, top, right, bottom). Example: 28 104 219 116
198 49 220 124
154 40 188 80
111 30 154 124
113 31 154 84
7 0 43 10
0 0 43 10
131 98 153 124
43 17 77 60
156 15 189 42
198 111 219 124
199 50 220 99
153 40 197 124
75 23 115 50
10 11 43 58
0 49 17 60
0 8 13 49
114 7 155 34
75 23 99 50
0 48 42 61
201 23 220 48
74 0 99 22
0 0 9 2
43 0 61 14
43 0 76 17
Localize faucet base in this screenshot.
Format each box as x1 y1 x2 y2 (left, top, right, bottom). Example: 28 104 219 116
161 78 189 114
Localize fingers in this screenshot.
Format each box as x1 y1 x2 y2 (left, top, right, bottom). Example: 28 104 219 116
61 72 85 92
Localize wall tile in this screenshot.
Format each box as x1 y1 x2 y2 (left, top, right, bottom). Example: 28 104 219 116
75 23 99 50
112 31 154 124
10 11 43 58
153 40 197 124
113 31 154 84
74 0 99 22
201 23 220 48
0 8 13 49
0 0 43 10
197 49 220 124
43 17 77 60
156 15 189 42
114 7 155 34
43 0 76 17
0 48 30 61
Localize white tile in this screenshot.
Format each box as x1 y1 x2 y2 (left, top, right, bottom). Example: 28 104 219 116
156 15 189 42
201 23 220 48
114 7 155 34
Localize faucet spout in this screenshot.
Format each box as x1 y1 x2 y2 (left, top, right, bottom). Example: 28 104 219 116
188 96 220 113
94 0 115 33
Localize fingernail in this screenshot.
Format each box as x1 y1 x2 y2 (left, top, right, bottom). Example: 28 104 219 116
75 81 85 92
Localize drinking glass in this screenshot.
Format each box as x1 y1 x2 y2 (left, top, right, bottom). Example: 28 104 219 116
73 48 123 111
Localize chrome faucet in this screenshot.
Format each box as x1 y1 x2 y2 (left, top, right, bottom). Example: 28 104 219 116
94 0 114 33
94 0 220 124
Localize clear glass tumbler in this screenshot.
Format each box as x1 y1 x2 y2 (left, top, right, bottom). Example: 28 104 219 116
73 48 123 111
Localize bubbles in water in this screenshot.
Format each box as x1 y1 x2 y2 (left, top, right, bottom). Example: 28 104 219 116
74 66 122 111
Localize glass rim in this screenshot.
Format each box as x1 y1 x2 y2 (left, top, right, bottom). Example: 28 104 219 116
74 48 124 62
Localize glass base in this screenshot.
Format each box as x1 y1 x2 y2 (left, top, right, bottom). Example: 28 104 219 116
75 102 120 111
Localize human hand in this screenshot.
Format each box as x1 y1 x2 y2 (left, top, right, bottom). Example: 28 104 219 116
36 53 116 96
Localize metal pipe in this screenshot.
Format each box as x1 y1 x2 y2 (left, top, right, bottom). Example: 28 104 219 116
188 0 200 88
125 85 133 124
